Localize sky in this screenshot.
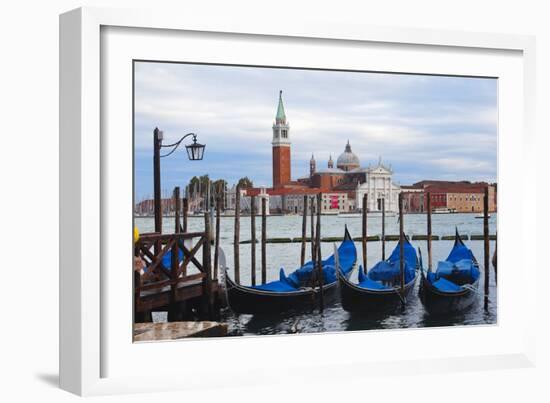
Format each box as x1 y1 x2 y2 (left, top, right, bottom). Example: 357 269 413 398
134 61 497 201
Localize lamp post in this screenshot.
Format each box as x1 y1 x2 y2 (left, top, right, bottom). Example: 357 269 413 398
153 127 205 234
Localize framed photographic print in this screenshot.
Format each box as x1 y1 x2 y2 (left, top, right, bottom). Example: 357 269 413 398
60 7 536 396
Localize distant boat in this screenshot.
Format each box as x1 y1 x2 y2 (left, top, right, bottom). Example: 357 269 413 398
475 213 491 219
432 208 456 214
338 212 362 218
370 211 397 217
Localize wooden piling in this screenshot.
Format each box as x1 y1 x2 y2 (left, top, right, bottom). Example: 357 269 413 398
427 192 432 272
182 197 188 277
310 196 316 263
261 197 267 285
174 187 181 234
316 193 324 313
213 196 221 281
362 193 367 272
203 211 213 317
483 187 490 309
250 196 256 287
493 232 497 284
300 195 308 267
381 198 386 260
182 198 188 232
168 187 181 321
233 185 240 284
399 193 405 296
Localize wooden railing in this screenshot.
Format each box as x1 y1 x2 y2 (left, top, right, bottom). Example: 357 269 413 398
134 230 212 314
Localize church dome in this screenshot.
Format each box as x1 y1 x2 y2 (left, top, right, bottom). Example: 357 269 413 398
336 141 360 171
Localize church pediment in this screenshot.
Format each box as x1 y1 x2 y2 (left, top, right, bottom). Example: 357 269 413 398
370 166 392 175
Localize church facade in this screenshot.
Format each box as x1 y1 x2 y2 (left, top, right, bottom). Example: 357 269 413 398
245 91 401 213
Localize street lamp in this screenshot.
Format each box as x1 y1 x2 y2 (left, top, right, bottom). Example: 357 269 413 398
153 127 206 233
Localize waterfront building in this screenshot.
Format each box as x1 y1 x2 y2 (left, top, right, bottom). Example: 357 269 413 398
243 91 401 213
401 181 497 213
226 185 271 214
354 158 401 212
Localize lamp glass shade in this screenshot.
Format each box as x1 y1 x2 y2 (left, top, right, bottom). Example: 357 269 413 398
185 142 205 160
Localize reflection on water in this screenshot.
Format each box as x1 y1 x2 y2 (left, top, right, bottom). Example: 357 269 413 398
221 271 496 336
138 213 497 335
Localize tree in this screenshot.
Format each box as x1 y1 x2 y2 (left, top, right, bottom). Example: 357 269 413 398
212 179 228 208
237 177 253 189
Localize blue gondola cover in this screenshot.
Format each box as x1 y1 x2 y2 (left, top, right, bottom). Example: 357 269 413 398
426 235 480 293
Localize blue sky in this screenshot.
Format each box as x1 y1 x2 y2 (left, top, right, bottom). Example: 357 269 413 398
134 62 497 201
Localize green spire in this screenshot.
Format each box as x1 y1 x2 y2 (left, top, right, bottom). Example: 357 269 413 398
276 90 286 123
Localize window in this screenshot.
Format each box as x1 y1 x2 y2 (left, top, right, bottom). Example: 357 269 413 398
281 129 287 138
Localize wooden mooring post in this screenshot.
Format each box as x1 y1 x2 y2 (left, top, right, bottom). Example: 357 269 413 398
168 187 182 321
203 211 213 317
300 195 308 267
250 196 256 287
261 197 267 284
310 196 316 263
316 193 324 313
213 196 221 281
427 192 432 272
362 193 367 272
493 232 497 284
182 197 188 232
483 187 490 310
233 185 240 284
398 192 405 296
381 198 386 260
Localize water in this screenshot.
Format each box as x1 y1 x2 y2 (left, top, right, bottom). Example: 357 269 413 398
135 213 497 335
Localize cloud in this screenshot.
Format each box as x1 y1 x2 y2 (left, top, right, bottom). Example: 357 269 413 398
133 62 497 199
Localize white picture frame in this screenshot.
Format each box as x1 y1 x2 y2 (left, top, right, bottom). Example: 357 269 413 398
59 7 537 396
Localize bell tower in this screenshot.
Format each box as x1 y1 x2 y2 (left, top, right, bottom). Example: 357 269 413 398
272 90 291 187
310 154 316 177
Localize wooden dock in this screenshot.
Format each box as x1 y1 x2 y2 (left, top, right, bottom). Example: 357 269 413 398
133 321 228 342
134 230 221 322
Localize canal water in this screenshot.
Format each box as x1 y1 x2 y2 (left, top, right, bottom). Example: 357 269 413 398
135 213 497 335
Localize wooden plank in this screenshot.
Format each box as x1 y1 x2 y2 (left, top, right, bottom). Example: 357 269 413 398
139 231 206 242
177 237 205 272
145 239 175 274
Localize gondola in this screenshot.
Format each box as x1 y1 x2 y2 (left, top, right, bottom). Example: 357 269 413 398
222 228 357 314
419 228 480 315
338 235 419 313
